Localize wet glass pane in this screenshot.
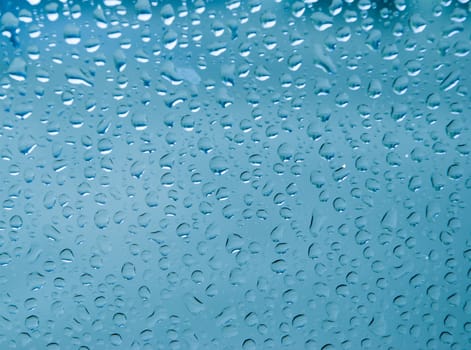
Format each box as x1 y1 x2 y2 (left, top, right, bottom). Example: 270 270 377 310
0 0 470 349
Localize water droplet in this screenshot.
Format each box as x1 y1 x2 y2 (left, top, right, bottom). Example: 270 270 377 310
121 262 136 280
209 156 229 175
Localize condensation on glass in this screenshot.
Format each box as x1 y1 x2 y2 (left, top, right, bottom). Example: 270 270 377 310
0 0 470 349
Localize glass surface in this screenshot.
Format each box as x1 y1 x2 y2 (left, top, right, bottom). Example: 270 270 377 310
0 0 470 349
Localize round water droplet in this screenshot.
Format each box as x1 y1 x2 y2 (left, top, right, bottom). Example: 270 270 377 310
0 252 12 266
59 248 74 263
121 262 136 280
271 259 287 274
94 210 110 229
209 156 229 175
